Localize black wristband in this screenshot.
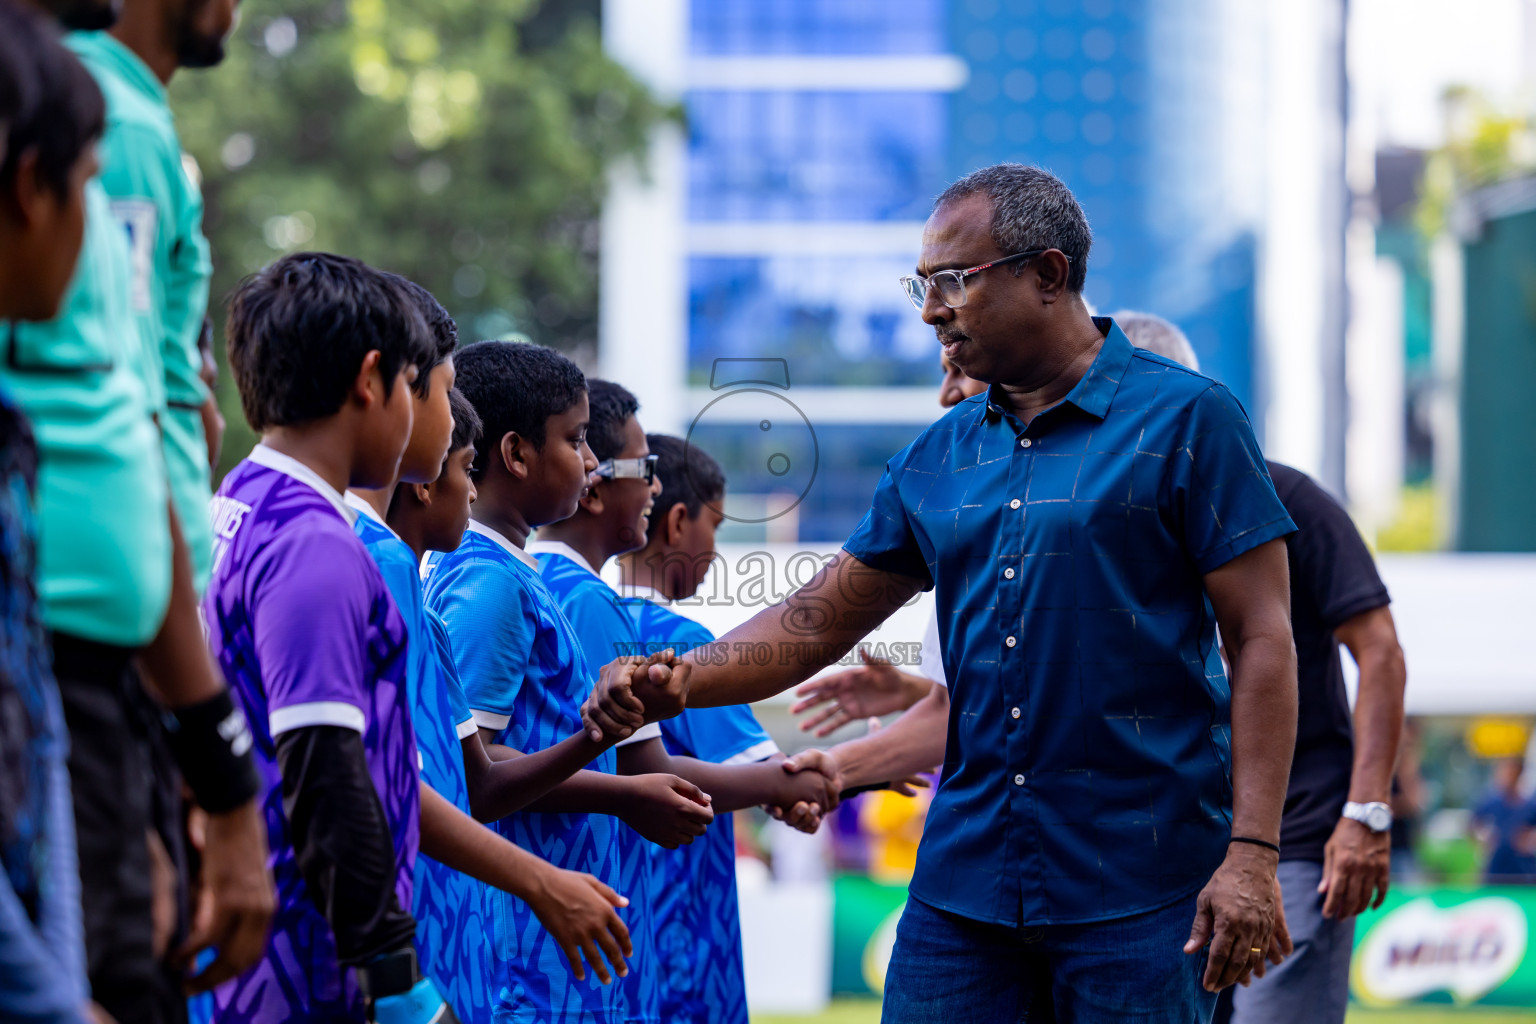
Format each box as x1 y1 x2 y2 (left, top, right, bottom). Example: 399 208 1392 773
161 689 261 813
1229 835 1281 854
839 782 892 800
358 946 422 1004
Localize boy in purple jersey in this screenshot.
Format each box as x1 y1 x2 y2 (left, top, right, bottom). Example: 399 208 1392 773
204 252 455 1024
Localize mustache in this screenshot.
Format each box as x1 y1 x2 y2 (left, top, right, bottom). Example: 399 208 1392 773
937 329 969 345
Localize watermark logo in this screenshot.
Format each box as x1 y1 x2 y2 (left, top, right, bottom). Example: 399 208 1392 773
686 358 819 525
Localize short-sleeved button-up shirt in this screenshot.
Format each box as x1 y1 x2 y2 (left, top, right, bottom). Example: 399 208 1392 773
844 319 1296 927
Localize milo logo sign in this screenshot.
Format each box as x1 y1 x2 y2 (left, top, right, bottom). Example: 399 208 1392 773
1352 890 1536 1007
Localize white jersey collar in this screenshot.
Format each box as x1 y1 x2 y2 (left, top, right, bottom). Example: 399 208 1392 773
248 444 356 525
526 539 600 578
466 519 540 570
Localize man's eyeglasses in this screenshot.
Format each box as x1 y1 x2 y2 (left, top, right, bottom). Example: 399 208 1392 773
899 249 1069 311
593 454 659 485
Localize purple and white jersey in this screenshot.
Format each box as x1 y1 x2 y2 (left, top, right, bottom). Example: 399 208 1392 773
204 445 418 1023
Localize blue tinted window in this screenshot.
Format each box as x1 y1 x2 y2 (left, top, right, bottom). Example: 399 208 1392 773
689 422 931 542
689 91 947 221
691 0 946 55
689 255 936 387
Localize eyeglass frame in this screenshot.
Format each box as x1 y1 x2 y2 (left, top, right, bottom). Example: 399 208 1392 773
898 249 1071 311
593 454 660 485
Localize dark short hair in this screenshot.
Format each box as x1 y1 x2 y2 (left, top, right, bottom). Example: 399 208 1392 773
225 252 434 431
645 433 725 545
0 3 105 198
447 386 481 455
388 275 458 398
934 164 1091 292
585 379 640 462
452 341 586 479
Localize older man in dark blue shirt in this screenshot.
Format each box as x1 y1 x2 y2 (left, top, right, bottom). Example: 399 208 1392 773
584 164 1300 1023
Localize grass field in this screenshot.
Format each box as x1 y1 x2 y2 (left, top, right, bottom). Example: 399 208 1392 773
751 1000 1536 1024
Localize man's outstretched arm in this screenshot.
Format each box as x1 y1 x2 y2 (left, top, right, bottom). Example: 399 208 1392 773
1184 537 1298 992
583 552 925 737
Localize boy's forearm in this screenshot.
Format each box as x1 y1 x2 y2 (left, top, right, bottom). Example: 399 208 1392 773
419 783 549 901
139 502 225 708
465 731 617 823
617 742 783 812
524 769 634 817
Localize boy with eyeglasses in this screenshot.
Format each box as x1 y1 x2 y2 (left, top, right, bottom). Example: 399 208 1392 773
423 342 718 1024
528 380 844 1023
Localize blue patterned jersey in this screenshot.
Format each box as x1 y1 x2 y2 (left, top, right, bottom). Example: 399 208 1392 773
205 446 417 1023
529 545 659 1024
625 589 777 1024
348 499 489 1023
423 523 624 1024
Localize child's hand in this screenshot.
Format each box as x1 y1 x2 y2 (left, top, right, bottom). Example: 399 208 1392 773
632 654 689 724
619 774 714 848
525 867 633 985
765 749 843 833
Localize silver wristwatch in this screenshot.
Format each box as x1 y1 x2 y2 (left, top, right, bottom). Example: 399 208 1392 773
1342 800 1393 833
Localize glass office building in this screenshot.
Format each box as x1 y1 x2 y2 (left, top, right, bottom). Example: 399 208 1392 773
604 0 1340 542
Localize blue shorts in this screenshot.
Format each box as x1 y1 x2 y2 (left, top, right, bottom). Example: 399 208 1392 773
882 893 1218 1023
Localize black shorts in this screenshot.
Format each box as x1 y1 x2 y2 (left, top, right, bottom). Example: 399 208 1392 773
53 632 187 1024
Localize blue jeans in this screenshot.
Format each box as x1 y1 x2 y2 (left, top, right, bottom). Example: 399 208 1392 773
882 893 1218 1024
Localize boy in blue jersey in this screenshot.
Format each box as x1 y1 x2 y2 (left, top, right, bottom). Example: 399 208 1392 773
529 382 843 1023
343 284 635 1021
424 341 716 1024
612 434 785 1024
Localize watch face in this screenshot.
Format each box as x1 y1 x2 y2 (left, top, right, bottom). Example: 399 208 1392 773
1366 805 1392 832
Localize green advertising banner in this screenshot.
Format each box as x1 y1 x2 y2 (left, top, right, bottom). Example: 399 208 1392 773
1351 886 1536 1009
831 875 909 996
833 877 1536 1008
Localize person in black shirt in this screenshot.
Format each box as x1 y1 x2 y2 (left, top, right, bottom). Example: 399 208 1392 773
1116 312 1407 1024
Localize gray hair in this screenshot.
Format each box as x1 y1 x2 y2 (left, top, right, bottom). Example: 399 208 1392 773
934 164 1092 292
1113 310 1200 372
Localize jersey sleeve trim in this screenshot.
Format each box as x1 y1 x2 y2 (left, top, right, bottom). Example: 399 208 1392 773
454 717 479 741
470 708 511 731
270 701 366 736
615 722 663 747
720 738 781 765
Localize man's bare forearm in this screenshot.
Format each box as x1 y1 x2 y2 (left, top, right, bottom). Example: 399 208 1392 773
1227 632 1297 842
139 503 224 707
830 685 949 789
465 730 617 823
1339 610 1407 804
686 552 924 707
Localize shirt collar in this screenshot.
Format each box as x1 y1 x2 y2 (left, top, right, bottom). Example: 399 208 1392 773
983 316 1136 425
246 444 357 524
343 491 403 540
526 539 601 578
465 519 540 570
68 31 167 105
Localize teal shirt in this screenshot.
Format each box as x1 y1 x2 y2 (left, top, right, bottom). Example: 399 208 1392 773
0 182 171 646
69 32 214 591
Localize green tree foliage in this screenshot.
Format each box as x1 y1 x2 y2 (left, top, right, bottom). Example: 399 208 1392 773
1414 86 1536 239
169 0 674 468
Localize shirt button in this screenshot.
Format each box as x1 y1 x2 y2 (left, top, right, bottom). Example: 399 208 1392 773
1005 636 1017 648
1014 774 1026 786
1011 707 1021 719
1004 567 1015 579
1020 438 1033 448
1009 498 1021 509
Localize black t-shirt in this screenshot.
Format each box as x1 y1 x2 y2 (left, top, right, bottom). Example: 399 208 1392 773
1266 462 1391 861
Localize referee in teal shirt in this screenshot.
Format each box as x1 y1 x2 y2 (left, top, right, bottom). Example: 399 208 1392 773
585 164 1301 1023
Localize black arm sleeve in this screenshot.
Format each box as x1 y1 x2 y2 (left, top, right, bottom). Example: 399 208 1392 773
275 725 417 966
